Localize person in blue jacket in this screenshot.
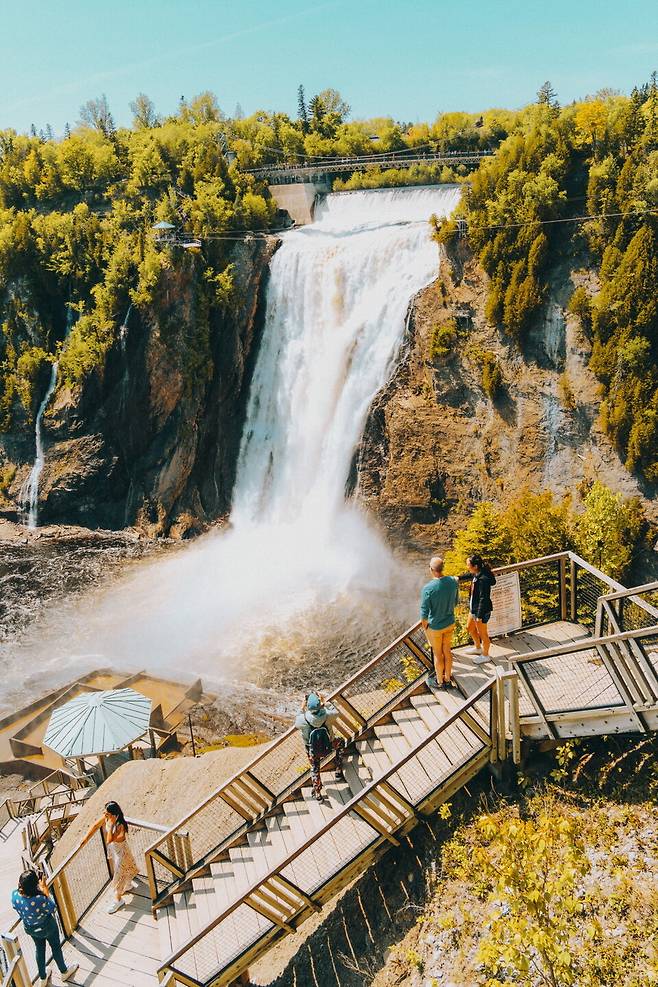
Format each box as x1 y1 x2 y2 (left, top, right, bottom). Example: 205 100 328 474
11 869 78 986
420 556 460 689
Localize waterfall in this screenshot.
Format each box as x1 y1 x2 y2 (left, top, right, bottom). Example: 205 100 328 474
232 185 461 527
20 307 75 529
6 186 460 688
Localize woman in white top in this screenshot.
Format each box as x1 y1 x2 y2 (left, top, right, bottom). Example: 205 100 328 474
82 801 139 913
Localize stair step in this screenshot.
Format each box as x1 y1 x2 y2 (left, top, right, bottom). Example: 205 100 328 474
411 694 484 759
356 737 395 779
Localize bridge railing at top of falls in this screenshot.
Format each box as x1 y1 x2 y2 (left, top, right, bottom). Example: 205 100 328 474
247 148 494 183
133 550 631 909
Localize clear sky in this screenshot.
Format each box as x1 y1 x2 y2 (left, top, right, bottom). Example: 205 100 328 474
1 0 657 134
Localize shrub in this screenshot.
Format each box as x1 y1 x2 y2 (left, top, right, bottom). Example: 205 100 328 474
567 285 592 335
429 318 457 360
481 350 503 398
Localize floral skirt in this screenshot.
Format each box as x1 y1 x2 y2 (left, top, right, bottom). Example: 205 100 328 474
109 840 139 896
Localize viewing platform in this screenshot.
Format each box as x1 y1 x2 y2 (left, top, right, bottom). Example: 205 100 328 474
2 552 657 987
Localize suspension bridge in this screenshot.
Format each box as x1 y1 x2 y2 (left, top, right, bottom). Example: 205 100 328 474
247 149 493 185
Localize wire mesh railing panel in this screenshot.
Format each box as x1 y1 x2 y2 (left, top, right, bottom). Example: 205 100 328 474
575 567 612 632
341 640 426 719
249 732 308 793
281 814 377 896
171 799 244 877
518 560 562 627
0 801 12 833
620 595 658 632
128 825 166 885
61 830 110 923
637 630 658 679
173 903 272 985
520 648 624 715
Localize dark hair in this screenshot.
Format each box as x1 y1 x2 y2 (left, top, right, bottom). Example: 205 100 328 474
467 554 494 577
18 870 40 897
105 801 129 832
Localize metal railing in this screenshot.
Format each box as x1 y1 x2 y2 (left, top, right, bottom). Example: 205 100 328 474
508 621 658 738
247 149 494 182
158 679 497 987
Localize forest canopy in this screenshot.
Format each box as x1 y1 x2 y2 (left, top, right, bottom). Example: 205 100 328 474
1 79 658 485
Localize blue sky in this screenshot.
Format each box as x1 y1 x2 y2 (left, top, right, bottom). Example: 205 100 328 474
1 0 657 134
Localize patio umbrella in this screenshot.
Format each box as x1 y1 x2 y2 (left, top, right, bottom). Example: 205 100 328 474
43 688 152 760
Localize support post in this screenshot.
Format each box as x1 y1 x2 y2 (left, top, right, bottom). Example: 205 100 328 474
569 557 577 622
1 933 31 987
495 671 506 762
503 671 521 765
559 557 567 621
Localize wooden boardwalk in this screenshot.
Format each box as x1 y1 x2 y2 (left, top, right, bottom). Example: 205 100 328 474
3 552 658 987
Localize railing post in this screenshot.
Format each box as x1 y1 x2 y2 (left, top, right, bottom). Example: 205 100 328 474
559 556 567 621
489 683 498 763
52 873 75 938
503 671 521 765
1 933 31 987
495 671 506 762
569 557 577 622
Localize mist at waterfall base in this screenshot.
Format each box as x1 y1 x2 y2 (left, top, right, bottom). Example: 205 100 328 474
3 186 459 703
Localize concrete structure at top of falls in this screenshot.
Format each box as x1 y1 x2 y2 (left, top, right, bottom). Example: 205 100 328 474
268 177 331 225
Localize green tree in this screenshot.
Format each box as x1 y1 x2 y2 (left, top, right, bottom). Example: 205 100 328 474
297 84 309 134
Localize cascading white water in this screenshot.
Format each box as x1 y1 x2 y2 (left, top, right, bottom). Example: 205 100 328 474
20 362 59 529
20 308 75 529
6 186 459 693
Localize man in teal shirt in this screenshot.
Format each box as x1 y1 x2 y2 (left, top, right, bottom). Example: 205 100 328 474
420 556 460 690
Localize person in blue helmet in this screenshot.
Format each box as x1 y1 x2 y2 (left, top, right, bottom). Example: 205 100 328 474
295 692 345 801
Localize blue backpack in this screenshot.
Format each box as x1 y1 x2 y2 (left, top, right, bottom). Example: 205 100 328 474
305 714 332 758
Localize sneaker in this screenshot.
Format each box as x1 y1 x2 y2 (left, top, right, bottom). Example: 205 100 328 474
334 770 345 781
107 899 124 914
427 673 439 690
38 976 51 987
130 878 140 889
314 791 325 802
473 654 492 665
61 965 79 982
464 645 483 655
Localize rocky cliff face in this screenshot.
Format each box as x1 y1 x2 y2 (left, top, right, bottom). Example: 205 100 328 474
357 240 656 553
1 237 276 537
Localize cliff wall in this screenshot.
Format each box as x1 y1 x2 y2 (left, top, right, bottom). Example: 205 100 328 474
0 237 276 536
357 240 656 553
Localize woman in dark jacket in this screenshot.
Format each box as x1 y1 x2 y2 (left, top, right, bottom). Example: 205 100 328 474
11 869 78 986
465 554 496 664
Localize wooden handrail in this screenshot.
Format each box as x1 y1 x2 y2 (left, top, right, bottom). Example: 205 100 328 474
47 814 168 890
509 623 658 666
159 678 496 975
144 618 428 859
598 581 658 619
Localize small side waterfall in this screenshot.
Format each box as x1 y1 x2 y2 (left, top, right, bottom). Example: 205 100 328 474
20 307 74 528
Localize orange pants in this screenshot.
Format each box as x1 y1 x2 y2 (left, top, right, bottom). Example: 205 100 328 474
426 624 455 681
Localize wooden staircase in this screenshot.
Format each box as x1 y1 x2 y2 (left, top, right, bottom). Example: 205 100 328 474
153 680 486 984
3 552 658 987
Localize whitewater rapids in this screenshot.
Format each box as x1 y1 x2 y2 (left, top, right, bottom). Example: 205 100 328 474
2 185 459 699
